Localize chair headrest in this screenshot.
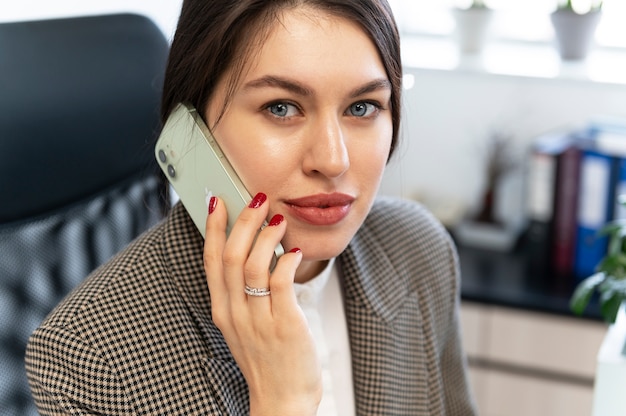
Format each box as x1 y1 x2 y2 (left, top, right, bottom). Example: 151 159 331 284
0 13 170 223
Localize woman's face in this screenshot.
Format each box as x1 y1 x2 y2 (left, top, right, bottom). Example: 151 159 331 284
206 7 393 280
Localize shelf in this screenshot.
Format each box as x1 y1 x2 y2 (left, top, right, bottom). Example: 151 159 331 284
401 35 626 87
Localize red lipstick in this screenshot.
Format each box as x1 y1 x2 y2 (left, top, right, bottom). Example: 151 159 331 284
285 193 354 226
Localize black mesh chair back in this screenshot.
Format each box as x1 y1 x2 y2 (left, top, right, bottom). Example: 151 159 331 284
0 13 170 415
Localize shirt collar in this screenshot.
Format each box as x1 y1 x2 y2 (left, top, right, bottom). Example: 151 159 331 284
294 257 336 306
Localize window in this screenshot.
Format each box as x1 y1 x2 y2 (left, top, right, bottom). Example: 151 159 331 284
389 0 626 49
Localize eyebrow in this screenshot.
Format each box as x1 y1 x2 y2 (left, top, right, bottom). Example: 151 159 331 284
242 75 391 98
243 76 312 96
350 78 392 98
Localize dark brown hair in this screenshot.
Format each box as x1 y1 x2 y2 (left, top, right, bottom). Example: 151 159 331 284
161 0 402 157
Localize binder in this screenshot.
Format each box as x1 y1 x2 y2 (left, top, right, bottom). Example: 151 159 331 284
613 158 626 220
551 143 583 279
525 131 577 278
573 148 617 279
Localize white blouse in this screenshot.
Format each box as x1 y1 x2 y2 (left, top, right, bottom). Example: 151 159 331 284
294 258 355 416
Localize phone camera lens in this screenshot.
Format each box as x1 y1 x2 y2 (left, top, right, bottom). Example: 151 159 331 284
158 149 167 163
167 164 176 178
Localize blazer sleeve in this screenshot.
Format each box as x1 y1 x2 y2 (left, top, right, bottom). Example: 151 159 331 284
439 236 478 415
25 324 137 416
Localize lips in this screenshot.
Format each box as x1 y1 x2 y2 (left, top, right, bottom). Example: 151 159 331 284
285 193 354 226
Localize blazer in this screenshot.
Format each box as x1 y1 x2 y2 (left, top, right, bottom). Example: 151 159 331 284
26 196 477 415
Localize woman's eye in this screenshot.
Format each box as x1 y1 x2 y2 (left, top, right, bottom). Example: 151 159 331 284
348 101 378 117
267 102 298 118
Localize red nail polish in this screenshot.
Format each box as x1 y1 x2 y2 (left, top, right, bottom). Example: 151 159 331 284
289 247 302 254
208 196 217 214
248 192 267 209
268 214 284 226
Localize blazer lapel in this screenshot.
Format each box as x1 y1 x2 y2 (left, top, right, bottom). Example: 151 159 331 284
163 204 229 356
339 221 429 416
201 356 250 415
339 228 411 414
164 204 250 413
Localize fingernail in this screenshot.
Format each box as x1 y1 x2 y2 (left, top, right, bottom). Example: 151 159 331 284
268 214 284 226
289 247 302 254
248 192 267 209
208 196 217 214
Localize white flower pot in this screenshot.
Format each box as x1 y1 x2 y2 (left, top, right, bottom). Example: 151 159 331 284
592 303 626 415
452 7 493 54
550 9 602 61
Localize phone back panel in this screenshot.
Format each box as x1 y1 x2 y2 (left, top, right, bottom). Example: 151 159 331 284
155 103 251 237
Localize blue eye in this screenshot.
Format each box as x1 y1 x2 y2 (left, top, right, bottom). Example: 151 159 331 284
268 102 298 118
349 101 378 117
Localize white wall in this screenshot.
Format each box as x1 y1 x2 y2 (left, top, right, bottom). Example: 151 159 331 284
379 63 626 226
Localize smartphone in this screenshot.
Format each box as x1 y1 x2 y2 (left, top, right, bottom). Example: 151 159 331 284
155 102 284 267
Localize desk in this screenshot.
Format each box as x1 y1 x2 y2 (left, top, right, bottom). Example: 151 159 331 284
458 243 601 320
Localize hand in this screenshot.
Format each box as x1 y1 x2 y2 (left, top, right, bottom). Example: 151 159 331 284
203 193 322 416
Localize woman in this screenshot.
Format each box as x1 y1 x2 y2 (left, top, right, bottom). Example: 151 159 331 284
26 1 476 414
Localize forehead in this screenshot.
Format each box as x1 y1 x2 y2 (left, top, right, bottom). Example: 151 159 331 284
240 7 386 85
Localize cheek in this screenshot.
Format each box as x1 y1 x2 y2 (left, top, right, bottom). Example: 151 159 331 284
360 152 388 189
205 102 284 194
358 132 393 180
220 135 295 194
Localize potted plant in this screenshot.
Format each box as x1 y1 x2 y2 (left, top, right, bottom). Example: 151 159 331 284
571 196 626 324
571 197 626 413
452 0 494 54
550 0 603 60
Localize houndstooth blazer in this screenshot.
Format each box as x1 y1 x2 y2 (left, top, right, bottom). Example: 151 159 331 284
26 196 477 415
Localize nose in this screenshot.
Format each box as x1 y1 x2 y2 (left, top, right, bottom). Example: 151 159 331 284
302 115 350 178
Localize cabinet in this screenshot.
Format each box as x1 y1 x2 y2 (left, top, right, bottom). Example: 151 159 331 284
461 301 606 416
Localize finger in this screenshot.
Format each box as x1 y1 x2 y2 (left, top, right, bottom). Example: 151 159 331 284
222 192 270 297
244 213 286 298
268 248 303 318
204 196 229 311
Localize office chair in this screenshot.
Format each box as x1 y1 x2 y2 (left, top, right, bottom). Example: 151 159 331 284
0 13 170 415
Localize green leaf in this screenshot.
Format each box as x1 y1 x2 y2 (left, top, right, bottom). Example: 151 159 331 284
599 289 623 324
597 253 626 279
607 234 621 257
599 222 624 236
602 278 626 296
570 273 605 316
600 219 626 236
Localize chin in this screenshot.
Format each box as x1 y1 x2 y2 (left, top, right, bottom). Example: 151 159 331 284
283 232 352 261
303 247 346 262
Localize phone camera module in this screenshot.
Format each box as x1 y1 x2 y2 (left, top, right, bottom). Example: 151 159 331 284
167 164 176 178
158 149 167 163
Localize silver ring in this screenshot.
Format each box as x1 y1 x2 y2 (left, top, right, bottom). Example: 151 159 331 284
244 284 271 297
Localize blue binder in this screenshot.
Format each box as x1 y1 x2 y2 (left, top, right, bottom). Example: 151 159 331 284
573 149 616 279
